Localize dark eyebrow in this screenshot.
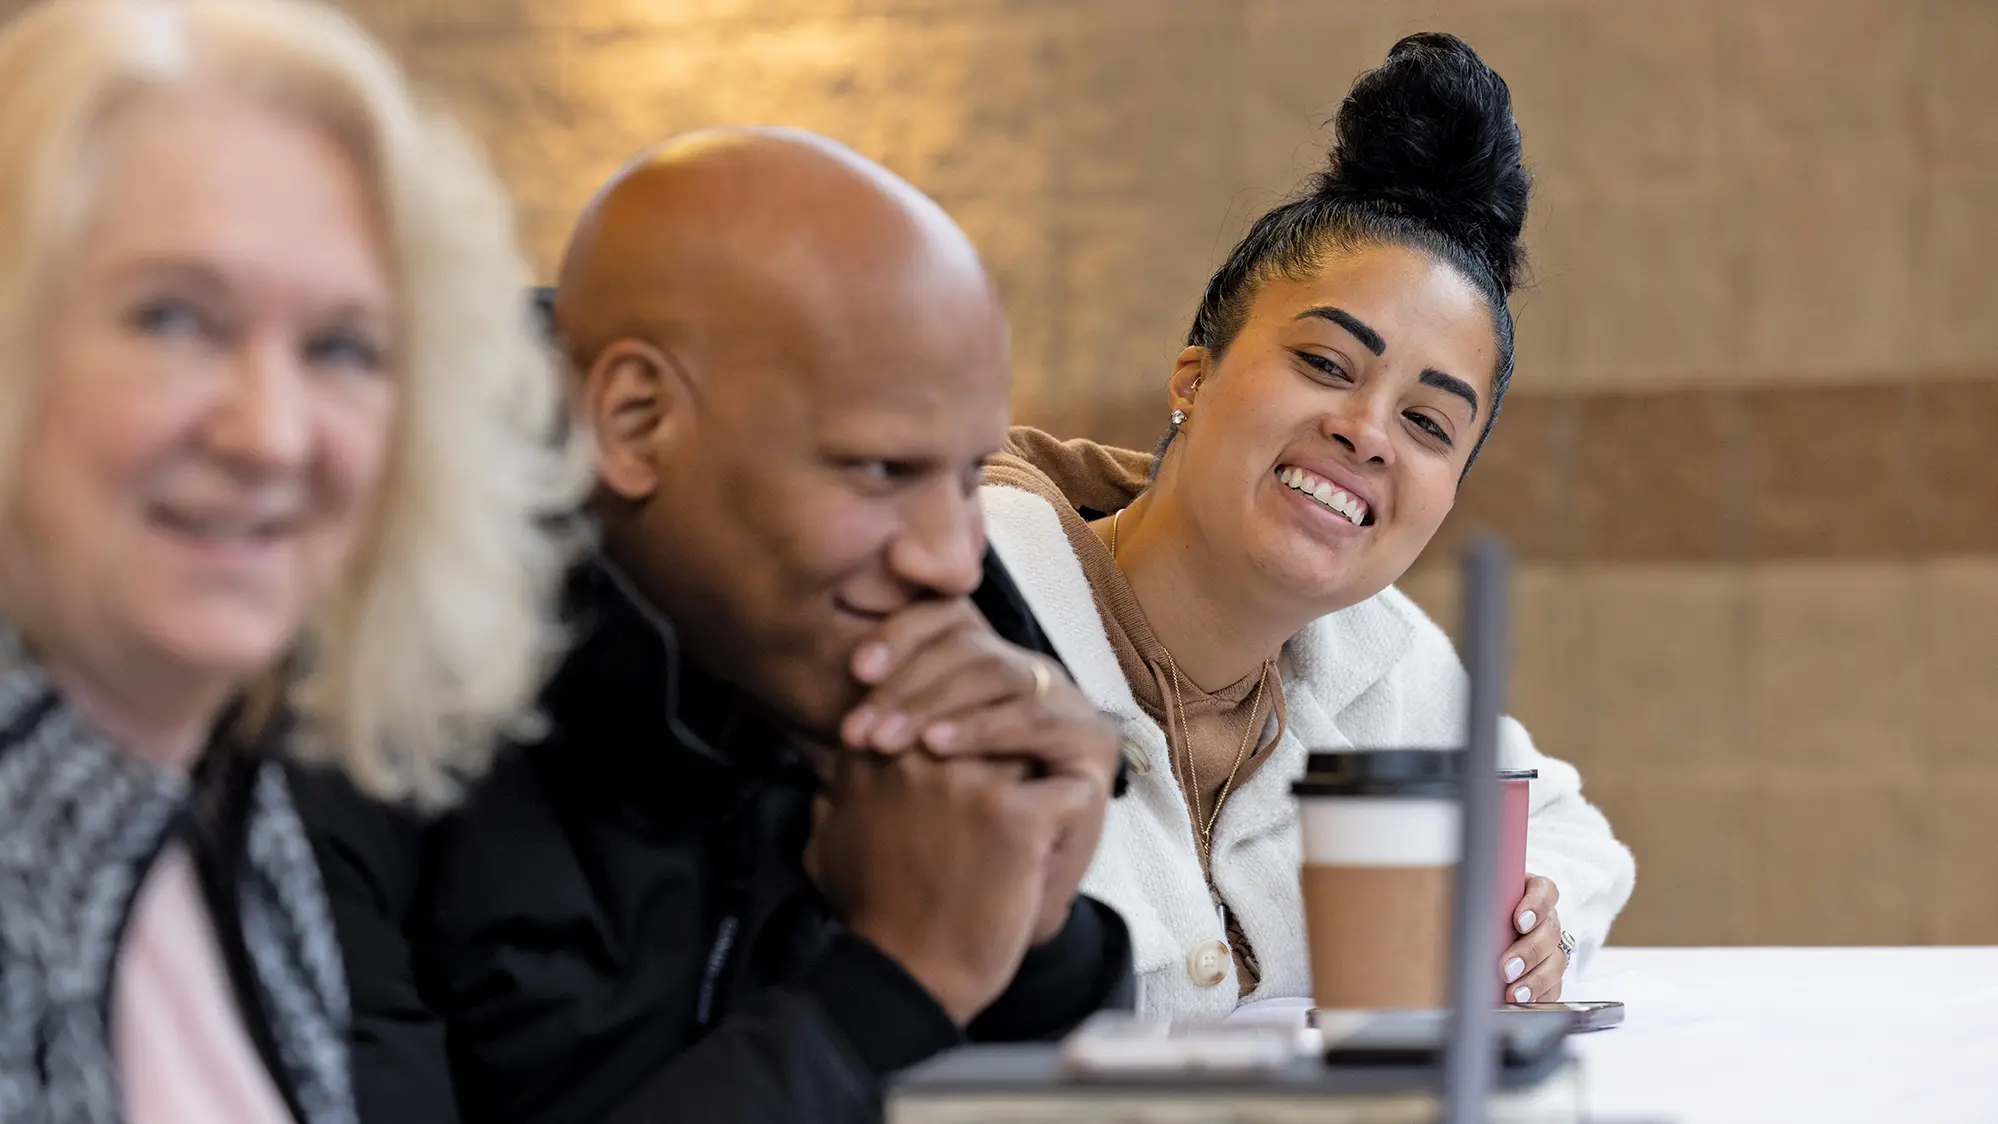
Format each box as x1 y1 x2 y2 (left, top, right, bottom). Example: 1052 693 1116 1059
1420 367 1480 419
1295 306 1385 356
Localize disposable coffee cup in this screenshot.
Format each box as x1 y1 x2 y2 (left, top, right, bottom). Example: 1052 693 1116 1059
1293 752 1535 1009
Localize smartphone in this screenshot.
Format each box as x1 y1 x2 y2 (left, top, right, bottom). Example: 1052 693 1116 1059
1317 1008 1572 1070
1506 1000 1624 1033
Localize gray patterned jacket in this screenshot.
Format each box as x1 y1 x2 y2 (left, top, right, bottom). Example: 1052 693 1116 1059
0 625 357 1124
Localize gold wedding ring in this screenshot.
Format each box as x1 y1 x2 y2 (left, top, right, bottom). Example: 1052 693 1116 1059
1029 658 1052 702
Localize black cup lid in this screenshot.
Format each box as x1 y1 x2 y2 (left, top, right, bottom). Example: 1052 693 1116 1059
1291 752 1538 797
1293 749 1459 797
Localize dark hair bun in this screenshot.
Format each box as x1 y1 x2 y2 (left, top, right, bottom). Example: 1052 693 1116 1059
1320 32 1530 291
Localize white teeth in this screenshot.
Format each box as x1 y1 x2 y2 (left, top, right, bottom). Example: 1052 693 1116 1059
1331 491 1369 524
1275 465 1368 527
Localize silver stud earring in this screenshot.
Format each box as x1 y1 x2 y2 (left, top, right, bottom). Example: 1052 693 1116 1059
1170 409 1188 427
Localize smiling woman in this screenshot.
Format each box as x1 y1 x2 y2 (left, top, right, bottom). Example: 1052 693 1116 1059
981 33 1634 1022
0 1 581 1122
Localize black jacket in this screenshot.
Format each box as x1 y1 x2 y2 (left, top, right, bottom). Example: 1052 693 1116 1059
292 553 1133 1124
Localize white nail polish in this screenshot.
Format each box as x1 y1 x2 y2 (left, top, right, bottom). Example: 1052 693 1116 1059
1517 910 1537 933
1504 957 1525 982
1513 985 1531 1004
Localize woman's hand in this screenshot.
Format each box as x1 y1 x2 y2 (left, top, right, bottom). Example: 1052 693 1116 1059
1500 875 1565 1003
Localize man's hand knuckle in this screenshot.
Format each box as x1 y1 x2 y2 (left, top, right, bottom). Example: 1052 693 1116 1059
982 650 1017 683
949 602 988 634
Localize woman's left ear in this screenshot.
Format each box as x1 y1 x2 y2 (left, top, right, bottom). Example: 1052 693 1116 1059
1168 346 1207 417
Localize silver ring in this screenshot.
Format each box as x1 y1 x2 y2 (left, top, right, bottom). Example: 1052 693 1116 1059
1557 929 1577 961
1028 659 1051 702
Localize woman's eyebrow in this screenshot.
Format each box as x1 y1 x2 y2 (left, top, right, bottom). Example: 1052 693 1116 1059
1294 306 1385 356
1420 367 1480 418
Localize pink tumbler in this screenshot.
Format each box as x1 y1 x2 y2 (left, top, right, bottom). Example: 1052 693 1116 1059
1496 768 1537 1001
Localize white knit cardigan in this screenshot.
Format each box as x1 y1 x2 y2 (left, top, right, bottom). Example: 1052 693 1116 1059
983 484 1637 1022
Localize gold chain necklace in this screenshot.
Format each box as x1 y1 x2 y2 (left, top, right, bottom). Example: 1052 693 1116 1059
1166 653 1271 857
1116 508 1272 859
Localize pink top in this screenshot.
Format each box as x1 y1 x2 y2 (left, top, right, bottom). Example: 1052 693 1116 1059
113 841 295 1124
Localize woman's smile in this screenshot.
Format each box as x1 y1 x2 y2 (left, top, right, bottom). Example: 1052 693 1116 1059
1273 466 1371 542
1274 460 1377 527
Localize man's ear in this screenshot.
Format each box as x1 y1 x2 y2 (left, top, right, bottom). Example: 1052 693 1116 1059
582 338 694 501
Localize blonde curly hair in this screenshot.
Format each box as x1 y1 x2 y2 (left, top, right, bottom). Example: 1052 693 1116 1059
0 0 588 808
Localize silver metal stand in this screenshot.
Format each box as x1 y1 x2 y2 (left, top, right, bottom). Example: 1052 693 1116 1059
1441 537 1509 1124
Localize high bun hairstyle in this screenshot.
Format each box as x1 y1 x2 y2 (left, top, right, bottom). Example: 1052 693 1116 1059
1179 32 1531 470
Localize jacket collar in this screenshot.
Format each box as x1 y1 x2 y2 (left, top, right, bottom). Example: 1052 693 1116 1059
979 484 1417 726
543 553 736 771
557 530 1068 719
979 487 1146 722
545 539 1076 794
1276 597 1418 736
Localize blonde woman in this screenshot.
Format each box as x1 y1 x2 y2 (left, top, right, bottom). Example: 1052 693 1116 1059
0 2 578 1122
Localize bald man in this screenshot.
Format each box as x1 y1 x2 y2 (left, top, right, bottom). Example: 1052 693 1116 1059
295 130 1132 1124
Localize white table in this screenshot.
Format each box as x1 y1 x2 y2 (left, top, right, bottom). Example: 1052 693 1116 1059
1568 947 1998 1123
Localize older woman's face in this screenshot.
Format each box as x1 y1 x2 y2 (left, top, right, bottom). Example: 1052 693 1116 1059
1163 243 1495 619
8 90 395 685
